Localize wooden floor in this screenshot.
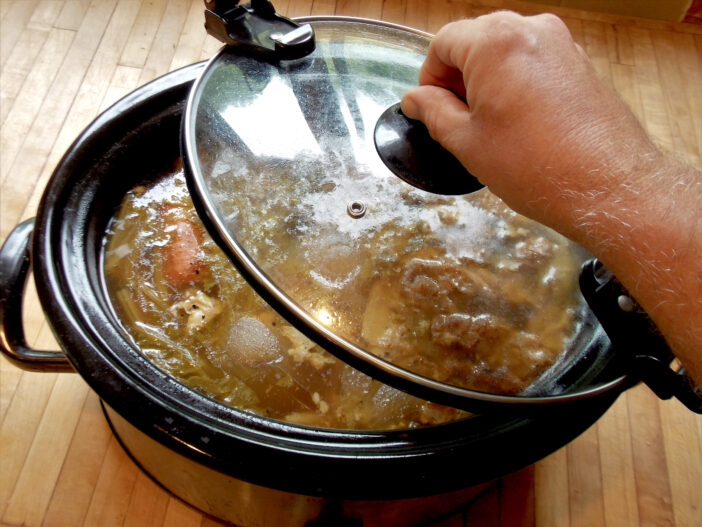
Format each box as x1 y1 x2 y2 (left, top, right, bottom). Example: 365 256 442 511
1 0 701 526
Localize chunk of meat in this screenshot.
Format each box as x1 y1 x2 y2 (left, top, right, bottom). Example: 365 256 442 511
513 236 554 264
401 259 448 301
279 326 335 369
430 313 512 351
163 219 204 287
169 289 223 332
401 257 498 311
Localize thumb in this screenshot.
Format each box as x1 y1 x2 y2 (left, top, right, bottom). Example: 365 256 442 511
401 85 477 172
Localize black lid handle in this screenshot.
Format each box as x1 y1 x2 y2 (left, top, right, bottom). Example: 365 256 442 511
374 102 484 195
204 0 315 59
579 259 701 413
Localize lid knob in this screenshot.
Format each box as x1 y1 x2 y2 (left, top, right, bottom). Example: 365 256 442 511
374 102 484 195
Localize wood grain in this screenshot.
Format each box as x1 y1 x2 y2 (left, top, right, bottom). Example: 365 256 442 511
1 1 701 526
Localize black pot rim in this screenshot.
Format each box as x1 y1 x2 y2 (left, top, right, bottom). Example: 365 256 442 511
30 50 632 500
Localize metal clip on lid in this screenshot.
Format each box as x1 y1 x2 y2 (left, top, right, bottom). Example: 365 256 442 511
204 0 315 60
579 259 702 413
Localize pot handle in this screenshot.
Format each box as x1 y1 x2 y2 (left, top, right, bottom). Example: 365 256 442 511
0 219 74 372
579 259 701 413
204 0 315 59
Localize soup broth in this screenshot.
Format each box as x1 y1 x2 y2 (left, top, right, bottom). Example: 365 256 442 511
103 163 586 429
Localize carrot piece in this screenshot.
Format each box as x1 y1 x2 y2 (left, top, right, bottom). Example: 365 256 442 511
163 219 204 287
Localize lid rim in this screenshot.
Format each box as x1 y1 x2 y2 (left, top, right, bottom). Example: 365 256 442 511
182 17 630 415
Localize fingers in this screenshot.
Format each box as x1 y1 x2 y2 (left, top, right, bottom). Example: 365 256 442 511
417 12 578 97
401 85 476 170
417 22 470 98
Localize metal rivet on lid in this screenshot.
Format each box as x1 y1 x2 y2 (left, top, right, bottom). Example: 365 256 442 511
617 295 635 312
347 201 366 218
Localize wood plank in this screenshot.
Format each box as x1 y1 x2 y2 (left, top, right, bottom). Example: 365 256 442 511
444 0 476 28
465 4 498 18
0 0 40 68
560 16 584 47
627 26 674 152
0 0 12 21
334 0 359 17
603 23 619 65
453 0 702 35
0 26 50 124
696 32 702 162
199 35 222 62
122 471 171 527
425 0 454 35
137 0 189 84
610 63 645 126
28 0 65 30
55 0 91 30
658 399 702 527
81 435 141 526
2 374 89 526
650 28 702 165
626 385 676 527
381 0 406 25
597 395 640 527
0 332 59 519
169 0 207 72
283 0 312 19
404 0 429 32
605 23 635 65
673 32 702 162
0 0 118 239
345 0 383 19
14 0 141 227
99 64 142 112
46 0 141 136
0 274 52 423
534 447 570 527
20 278 54 353
0 28 75 186
42 393 113 527
119 0 168 68
311 0 336 15
200 516 230 527
566 424 606 527
161 497 206 527
582 20 613 82
0 362 23 426
271 0 291 18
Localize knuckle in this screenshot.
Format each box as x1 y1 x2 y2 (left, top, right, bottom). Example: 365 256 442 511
534 13 571 38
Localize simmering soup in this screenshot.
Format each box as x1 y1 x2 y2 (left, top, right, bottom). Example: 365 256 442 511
103 162 586 429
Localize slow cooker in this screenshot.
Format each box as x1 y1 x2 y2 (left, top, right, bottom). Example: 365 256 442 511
1 4 699 526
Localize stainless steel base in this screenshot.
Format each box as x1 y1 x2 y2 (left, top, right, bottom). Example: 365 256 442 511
103 403 490 527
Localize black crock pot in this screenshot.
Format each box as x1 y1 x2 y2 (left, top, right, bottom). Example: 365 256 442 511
0 14 697 527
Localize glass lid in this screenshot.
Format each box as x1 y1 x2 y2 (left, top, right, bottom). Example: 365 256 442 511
183 18 626 413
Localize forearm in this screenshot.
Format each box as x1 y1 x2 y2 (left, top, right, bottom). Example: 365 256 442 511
559 153 702 386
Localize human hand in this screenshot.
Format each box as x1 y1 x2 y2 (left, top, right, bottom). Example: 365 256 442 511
401 11 660 237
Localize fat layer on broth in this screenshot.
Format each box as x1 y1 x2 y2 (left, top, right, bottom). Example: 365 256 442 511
102 162 585 430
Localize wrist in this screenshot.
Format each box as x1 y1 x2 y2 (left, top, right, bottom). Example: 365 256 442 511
564 153 702 385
